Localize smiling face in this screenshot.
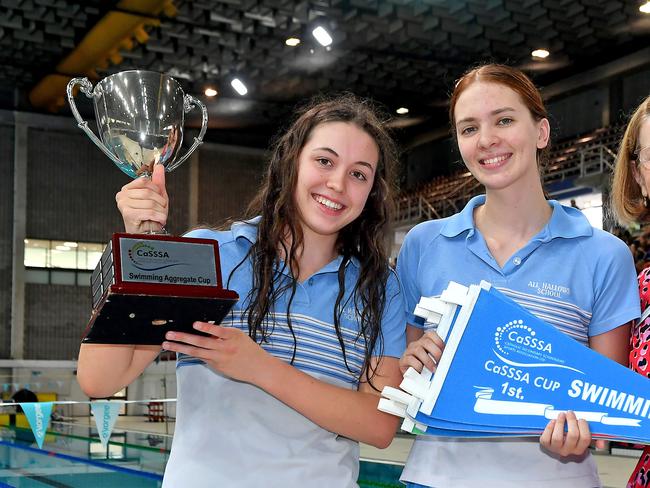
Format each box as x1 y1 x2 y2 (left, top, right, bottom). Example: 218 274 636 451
453 81 550 192
294 121 379 242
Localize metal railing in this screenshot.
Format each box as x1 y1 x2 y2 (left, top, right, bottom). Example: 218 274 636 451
395 126 622 225
544 143 617 183
394 176 482 224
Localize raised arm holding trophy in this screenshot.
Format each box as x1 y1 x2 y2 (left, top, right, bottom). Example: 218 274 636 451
67 70 238 345
76 94 407 487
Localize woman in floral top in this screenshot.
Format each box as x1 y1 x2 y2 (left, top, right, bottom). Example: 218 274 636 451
611 94 650 488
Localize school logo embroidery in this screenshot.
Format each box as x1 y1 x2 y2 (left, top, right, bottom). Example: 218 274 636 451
527 280 571 299
342 306 357 322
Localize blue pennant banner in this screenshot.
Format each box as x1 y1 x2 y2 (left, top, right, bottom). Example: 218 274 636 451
91 401 121 447
0 398 175 450
20 401 53 448
380 281 650 442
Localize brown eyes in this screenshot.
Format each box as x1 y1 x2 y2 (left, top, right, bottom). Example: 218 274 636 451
315 158 368 182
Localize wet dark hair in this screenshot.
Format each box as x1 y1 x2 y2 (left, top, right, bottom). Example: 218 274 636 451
230 93 399 385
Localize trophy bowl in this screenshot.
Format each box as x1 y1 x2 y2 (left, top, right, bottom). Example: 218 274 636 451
67 70 207 179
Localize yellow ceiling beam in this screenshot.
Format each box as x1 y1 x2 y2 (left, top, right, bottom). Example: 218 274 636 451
29 0 175 112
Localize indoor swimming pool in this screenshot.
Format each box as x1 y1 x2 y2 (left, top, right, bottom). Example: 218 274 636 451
0 422 403 487
0 423 165 487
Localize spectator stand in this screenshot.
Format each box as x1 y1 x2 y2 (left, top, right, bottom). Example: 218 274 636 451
395 124 623 226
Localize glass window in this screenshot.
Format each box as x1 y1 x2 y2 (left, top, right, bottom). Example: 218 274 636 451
25 269 49 284
24 239 107 286
24 239 49 268
24 239 105 271
50 241 77 269
78 243 104 270
50 270 76 285
76 271 93 286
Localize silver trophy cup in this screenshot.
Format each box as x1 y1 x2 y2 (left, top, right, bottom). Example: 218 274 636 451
66 70 207 179
66 71 238 345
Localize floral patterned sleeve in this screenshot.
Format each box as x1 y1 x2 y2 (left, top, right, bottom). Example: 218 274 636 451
627 267 650 488
630 267 650 375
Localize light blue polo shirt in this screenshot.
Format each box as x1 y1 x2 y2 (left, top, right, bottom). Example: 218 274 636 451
162 218 405 488
397 195 640 487
399 195 639 343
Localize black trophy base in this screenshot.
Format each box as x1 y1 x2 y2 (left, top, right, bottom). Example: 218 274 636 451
83 293 238 345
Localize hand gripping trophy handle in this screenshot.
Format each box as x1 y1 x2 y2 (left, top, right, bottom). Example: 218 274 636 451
67 70 239 346
66 74 209 235
67 76 163 234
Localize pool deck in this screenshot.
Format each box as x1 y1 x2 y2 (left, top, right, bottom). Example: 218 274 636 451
69 415 641 487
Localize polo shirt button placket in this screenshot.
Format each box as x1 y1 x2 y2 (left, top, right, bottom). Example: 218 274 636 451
513 257 522 266
308 278 314 286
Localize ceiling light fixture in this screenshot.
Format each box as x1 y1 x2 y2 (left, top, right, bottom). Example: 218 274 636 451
231 78 248 96
396 107 409 115
641 1 650 13
531 49 550 59
285 37 300 46
312 26 333 47
204 87 218 97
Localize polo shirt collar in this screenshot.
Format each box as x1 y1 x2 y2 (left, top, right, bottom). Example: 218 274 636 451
440 194 593 241
544 200 593 240
231 216 261 243
440 195 484 238
230 216 361 272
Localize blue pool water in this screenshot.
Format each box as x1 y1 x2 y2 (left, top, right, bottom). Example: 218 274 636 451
0 423 402 487
0 424 165 487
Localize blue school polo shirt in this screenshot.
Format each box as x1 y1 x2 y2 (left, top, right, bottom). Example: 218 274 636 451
206 218 406 376
161 219 405 488
399 195 639 343
396 195 640 488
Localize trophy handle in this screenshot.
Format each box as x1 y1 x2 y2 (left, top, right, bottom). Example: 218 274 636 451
166 94 208 172
66 77 129 169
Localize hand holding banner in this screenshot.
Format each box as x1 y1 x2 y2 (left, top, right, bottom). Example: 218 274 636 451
380 281 650 443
